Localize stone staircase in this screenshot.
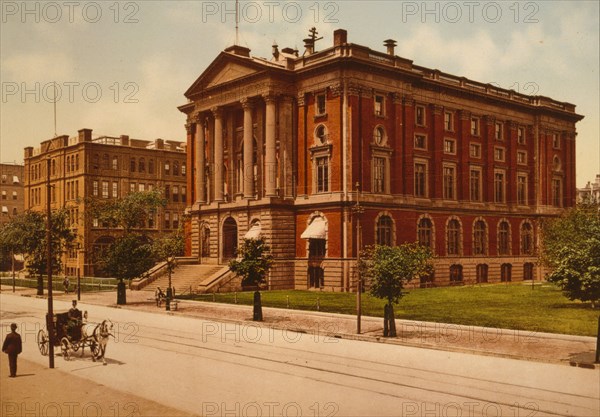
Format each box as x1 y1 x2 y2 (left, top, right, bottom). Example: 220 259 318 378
141 264 227 295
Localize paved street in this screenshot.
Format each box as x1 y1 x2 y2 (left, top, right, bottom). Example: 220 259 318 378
1 293 598 416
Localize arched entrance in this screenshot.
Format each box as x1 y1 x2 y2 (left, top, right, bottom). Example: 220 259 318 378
222 217 238 260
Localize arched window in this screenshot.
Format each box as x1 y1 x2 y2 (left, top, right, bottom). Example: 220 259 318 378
450 265 463 284
501 263 512 282
376 215 393 246
523 262 535 281
498 221 510 255
447 218 461 255
130 158 136 172
476 264 488 283
139 158 146 173
417 217 433 250
473 220 487 255
173 161 180 176
521 222 533 255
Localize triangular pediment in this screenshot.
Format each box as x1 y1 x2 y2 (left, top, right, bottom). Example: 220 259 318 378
185 52 278 98
205 62 257 89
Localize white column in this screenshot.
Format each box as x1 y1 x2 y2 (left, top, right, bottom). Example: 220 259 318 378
264 95 277 197
241 98 254 198
212 107 224 202
194 116 206 204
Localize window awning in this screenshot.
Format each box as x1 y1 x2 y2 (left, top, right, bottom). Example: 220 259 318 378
244 222 261 239
13 176 20 184
13 254 24 262
1 206 8 213
301 217 326 240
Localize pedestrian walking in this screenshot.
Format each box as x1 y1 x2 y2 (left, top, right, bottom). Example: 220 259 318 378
2 323 22 378
63 276 70 294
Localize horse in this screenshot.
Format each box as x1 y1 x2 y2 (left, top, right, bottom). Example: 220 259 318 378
80 318 114 365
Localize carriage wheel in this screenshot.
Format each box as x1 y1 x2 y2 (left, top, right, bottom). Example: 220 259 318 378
61 337 71 361
37 329 49 356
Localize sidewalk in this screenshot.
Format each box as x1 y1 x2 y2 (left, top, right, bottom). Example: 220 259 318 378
3 285 598 369
0 356 192 416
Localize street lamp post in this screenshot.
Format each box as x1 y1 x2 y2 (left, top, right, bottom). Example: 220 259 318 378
353 182 364 334
46 157 55 369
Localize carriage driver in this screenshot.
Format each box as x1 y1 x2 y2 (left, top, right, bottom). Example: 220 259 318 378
67 300 83 339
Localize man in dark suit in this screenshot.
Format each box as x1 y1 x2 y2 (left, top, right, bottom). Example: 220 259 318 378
2 323 22 377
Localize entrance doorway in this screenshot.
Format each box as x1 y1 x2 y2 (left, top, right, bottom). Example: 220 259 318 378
222 217 238 260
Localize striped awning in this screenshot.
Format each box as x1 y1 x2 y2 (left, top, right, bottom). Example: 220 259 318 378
301 217 326 240
244 222 261 239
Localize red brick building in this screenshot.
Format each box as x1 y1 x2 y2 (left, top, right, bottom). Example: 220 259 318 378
179 29 583 290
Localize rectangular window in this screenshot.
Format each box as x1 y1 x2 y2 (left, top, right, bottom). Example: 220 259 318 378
173 213 179 229
130 183 136 193
444 111 453 131
138 183 145 192
444 139 456 154
374 94 384 116
164 212 170 229
1 191 6 200
12 191 17 200
470 143 481 158
316 157 329 193
414 134 427 150
517 175 527 205
173 186 179 202
373 157 385 193
415 105 426 126
112 182 118 198
494 147 505 162
552 133 560 149
181 186 187 203
414 162 427 198
517 151 527 165
443 166 456 200
470 169 482 202
494 171 506 203
495 122 503 140
552 178 562 207
518 127 526 144
93 218 99 227
470 117 480 136
165 185 170 199
93 181 99 197
316 93 326 115
102 181 109 198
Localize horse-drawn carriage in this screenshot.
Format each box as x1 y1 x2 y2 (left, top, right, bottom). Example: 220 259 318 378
37 309 112 364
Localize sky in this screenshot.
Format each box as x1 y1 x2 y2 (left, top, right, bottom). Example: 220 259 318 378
1 0 598 186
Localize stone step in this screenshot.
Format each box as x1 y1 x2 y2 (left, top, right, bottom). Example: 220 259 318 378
142 264 225 294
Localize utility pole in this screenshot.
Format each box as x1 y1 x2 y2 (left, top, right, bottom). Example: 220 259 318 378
46 156 55 368
354 182 364 334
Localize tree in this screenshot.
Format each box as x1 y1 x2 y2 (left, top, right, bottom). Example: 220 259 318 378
152 229 185 307
88 190 166 304
360 244 433 336
229 238 273 321
0 210 75 295
541 200 600 308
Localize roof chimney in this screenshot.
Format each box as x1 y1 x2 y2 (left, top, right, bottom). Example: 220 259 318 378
78 128 92 142
272 43 280 60
120 135 130 146
224 45 251 57
384 39 397 56
333 29 347 46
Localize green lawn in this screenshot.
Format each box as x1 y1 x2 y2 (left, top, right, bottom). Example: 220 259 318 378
180 283 600 337
0 276 117 292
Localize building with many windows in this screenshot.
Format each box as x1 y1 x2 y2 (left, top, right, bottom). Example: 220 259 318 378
0 163 24 226
577 174 600 202
24 129 187 277
179 28 583 289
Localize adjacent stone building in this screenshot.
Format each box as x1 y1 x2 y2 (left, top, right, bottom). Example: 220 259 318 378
24 129 187 277
577 174 600 202
0 163 24 226
179 28 583 290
